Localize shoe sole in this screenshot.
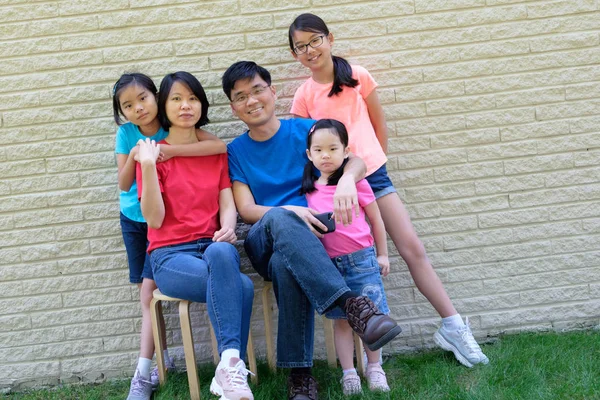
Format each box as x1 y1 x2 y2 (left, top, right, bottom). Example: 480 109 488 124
433 331 474 368
366 325 402 351
209 377 252 400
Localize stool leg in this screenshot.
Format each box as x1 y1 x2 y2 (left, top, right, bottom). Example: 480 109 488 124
322 316 337 368
150 298 167 385
262 284 276 371
354 333 366 377
247 330 258 384
209 324 220 365
180 301 201 400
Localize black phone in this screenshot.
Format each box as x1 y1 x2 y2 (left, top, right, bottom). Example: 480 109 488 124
313 212 336 234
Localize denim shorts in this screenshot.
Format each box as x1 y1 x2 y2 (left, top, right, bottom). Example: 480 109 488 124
119 212 153 283
325 246 389 319
366 163 397 199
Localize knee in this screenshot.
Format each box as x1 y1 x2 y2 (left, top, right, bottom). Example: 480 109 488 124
400 237 428 262
241 274 254 295
205 242 239 262
263 207 295 227
140 281 156 308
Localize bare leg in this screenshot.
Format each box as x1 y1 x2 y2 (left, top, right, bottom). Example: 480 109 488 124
364 346 381 364
334 320 356 370
376 193 457 318
139 278 159 359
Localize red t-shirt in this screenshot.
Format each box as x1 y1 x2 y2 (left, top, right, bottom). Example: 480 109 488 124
137 144 231 253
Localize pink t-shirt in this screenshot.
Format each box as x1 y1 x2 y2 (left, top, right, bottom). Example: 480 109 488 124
291 65 387 176
306 179 375 257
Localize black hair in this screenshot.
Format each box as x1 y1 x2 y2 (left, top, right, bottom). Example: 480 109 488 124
221 61 272 101
300 119 350 195
288 13 358 97
157 71 210 130
112 73 158 125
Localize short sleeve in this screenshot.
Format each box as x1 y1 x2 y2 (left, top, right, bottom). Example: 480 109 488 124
354 65 378 100
227 143 248 185
356 179 376 208
115 125 131 154
290 82 310 118
219 154 232 190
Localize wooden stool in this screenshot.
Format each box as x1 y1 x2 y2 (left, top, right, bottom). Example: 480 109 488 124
150 289 258 400
262 282 365 375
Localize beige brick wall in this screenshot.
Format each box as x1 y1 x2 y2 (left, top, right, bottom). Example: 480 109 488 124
1 0 599 390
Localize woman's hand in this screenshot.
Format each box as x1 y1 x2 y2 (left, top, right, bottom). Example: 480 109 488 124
213 227 237 244
137 138 161 164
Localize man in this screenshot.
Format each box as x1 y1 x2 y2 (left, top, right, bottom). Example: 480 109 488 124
223 61 401 400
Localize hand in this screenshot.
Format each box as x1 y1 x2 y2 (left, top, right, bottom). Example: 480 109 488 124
377 255 390 277
157 151 172 163
130 145 140 162
282 206 327 238
213 227 237 244
137 138 160 164
333 175 360 226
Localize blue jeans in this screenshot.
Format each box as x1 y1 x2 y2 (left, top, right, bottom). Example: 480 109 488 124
366 163 397 199
150 239 254 358
244 208 350 368
119 212 153 283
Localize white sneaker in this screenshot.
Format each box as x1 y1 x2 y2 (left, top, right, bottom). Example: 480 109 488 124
150 356 176 388
366 364 390 392
341 372 362 395
210 357 254 400
126 369 153 400
434 317 489 368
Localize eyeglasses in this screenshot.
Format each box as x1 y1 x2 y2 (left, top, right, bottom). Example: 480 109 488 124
293 35 325 55
231 85 270 105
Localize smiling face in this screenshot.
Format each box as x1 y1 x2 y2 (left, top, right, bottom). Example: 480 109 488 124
164 81 201 129
118 84 158 127
291 30 334 72
306 128 349 177
229 74 277 129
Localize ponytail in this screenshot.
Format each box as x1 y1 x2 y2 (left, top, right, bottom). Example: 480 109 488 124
300 161 319 195
329 56 358 97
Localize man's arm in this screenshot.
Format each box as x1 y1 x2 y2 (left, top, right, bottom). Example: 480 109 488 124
333 153 367 225
232 181 327 237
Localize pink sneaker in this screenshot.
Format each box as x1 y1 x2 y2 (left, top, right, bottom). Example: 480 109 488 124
209 357 254 400
366 364 390 392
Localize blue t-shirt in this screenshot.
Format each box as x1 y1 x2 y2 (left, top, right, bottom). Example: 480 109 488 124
115 122 168 222
228 118 315 207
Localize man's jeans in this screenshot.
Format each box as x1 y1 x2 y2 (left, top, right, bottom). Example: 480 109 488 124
150 239 254 359
244 208 350 368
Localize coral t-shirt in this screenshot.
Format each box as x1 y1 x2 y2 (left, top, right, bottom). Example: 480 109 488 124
291 65 387 176
306 179 375 258
137 143 231 253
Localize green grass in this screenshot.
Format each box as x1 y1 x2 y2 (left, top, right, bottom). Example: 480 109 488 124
6 331 600 399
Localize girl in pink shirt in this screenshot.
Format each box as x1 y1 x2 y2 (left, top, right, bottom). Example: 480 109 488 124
301 119 390 394
289 13 489 369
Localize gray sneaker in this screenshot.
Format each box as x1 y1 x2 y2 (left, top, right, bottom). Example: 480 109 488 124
127 369 153 400
150 356 176 388
433 317 489 368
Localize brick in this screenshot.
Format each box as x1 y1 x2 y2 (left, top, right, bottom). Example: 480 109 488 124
509 186 580 208
0 361 59 380
468 140 538 162
4 106 73 127
7 137 114 161
0 262 60 282
57 254 125 275
454 293 520 313
480 302 600 329
14 208 84 229
0 160 45 178
46 187 117 207
39 85 109 106
21 240 90 262
459 39 530 61
80 169 118 187
434 161 504 182
546 166 600 188
388 169 435 187
530 32 599 53
537 100 600 121
413 215 478 235
65 319 133 340
414 0 485 13
444 227 513 250
496 87 565 108
0 338 104 363
494 48 600 75
175 35 245 56
0 216 15 232
404 182 476 202
84 203 120 221
423 60 495 82
549 201 600 221
0 92 39 111
526 0 596 18
440 194 510 216
479 208 548 228
395 81 464 103
0 227 55 248
426 95 496 116
21 271 125 296
420 26 491 48
553 235 600 254
0 50 103 76
0 3 58 23
98 8 165 29
10 173 81 195
0 281 24 298
0 294 62 315
384 103 427 119
513 220 584 242
566 82 600 101
39 119 114 139
0 327 65 349
104 43 174 63
45 152 115 173
388 136 431 153
432 128 500 149
466 108 536 128
387 13 457 33
500 120 570 141
62 286 132 308
0 315 30 333
54 220 119 241
168 1 238 22
90 236 125 254
505 153 573 175
456 4 528 25
397 149 467 170
58 0 129 15
571 115 600 134
475 174 545 195
2 16 97 40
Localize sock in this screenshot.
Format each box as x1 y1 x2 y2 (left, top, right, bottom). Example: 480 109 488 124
290 367 312 376
343 368 357 376
442 314 465 331
220 349 240 366
163 349 171 366
333 291 360 311
137 357 152 379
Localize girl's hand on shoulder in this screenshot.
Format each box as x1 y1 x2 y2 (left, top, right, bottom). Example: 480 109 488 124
377 255 390 277
213 227 237 244
333 175 359 226
130 145 140 162
137 138 160 165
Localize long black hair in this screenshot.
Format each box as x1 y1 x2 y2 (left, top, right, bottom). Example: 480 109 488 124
111 73 158 125
301 119 350 195
289 13 358 97
157 71 210 130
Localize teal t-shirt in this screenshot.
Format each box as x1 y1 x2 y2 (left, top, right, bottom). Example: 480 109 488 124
115 122 168 222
